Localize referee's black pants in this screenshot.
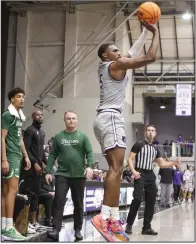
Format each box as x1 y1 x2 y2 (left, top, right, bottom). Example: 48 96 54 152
127 169 157 230
52 175 85 232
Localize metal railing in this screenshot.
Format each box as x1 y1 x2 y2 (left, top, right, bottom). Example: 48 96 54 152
157 143 195 158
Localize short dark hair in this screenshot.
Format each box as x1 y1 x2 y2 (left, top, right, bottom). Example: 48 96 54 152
145 124 156 130
98 43 113 61
8 87 25 101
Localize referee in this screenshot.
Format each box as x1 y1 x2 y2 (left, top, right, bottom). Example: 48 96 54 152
125 125 180 235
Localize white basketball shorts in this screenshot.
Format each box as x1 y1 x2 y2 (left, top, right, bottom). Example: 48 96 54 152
93 110 126 154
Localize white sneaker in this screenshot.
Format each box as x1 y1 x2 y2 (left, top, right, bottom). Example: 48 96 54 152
182 199 186 203
33 222 46 231
28 223 36 230
27 225 36 234
187 199 192 203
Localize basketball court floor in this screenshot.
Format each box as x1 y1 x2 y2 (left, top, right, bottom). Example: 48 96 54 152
60 203 194 242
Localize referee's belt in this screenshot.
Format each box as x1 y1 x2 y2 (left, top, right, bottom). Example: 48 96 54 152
97 108 121 116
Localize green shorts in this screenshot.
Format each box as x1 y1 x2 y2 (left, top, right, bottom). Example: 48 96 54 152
4 159 21 180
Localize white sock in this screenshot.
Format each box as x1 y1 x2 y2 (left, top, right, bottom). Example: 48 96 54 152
101 205 111 220
6 218 13 230
1 217 6 230
111 207 120 220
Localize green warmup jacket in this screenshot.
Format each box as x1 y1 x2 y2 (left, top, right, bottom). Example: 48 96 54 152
46 130 94 178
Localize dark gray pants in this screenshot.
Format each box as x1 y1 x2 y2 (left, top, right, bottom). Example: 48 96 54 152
160 183 173 205
52 176 85 232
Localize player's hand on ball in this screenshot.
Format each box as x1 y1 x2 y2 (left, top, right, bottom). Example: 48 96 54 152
45 174 53 185
85 167 94 180
141 20 158 34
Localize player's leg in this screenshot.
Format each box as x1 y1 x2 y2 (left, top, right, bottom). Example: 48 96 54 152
1 179 8 236
142 182 158 235
92 112 129 242
104 147 130 241
48 176 69 241
187 184 193 203
4 168 26 241
70 178 85 241
126 174 145 234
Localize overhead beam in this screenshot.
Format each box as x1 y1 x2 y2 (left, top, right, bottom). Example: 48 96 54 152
154 59 195 63
134 81 195 85
155 61 178 82
173 16 179 80
157 21 163 74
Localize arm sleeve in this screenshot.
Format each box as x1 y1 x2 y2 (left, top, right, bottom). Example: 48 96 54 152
156 147 161 159
83 135 94 167
23 128 37 165
131 142 142 154
1 113 13 130
128 27 148 57
46 136 58 174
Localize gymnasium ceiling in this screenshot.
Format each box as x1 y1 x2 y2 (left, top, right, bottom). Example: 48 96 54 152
5 0 195 84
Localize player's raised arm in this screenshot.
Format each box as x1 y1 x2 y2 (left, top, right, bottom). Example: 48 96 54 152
111 21 159 71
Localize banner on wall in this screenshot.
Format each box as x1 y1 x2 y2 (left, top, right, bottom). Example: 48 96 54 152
119 188 127 206
85 187 104 212
176 84 192 116
126 187 134 205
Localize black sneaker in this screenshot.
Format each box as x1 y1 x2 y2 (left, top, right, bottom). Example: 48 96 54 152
125 224 133 234
74 230 83 241
47 229 59 241
142 229 158 235
44 220 53 229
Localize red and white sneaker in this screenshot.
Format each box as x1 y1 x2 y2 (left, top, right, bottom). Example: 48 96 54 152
109 219 129 242
91 214 116 242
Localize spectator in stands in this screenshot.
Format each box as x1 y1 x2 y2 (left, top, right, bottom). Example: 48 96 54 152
159 159 174 208
122 166 133 183
153 138 159 145
20 111 47 231
192 166 195 202
45 110 94 241
173 165 183 204
163 140 169 157
177 135 183 143
182 165 194 203
187 136 194 157
93 169 101 182
177 135 183 157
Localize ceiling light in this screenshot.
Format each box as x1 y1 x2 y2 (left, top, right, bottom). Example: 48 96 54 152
182 12 191 20
160 105 166 109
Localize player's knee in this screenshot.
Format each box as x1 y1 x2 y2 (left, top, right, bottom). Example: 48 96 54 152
8 184 18 195
110 163 123 175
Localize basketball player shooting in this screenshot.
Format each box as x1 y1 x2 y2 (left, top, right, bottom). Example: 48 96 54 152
91 19 159 242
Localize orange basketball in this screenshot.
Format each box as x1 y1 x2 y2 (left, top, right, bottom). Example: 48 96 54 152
137 2 161 25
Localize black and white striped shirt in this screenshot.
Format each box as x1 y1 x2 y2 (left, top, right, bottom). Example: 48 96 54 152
131 141 161 170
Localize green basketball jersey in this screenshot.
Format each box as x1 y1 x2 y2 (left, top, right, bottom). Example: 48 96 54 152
1 110 23 161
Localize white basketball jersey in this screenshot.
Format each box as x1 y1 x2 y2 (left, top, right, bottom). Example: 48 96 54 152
96 61 128 112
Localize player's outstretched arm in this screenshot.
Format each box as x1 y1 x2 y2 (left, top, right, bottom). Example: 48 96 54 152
111 21 159 71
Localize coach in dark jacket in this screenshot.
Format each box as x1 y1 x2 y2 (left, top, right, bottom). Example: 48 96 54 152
20 111 47 227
